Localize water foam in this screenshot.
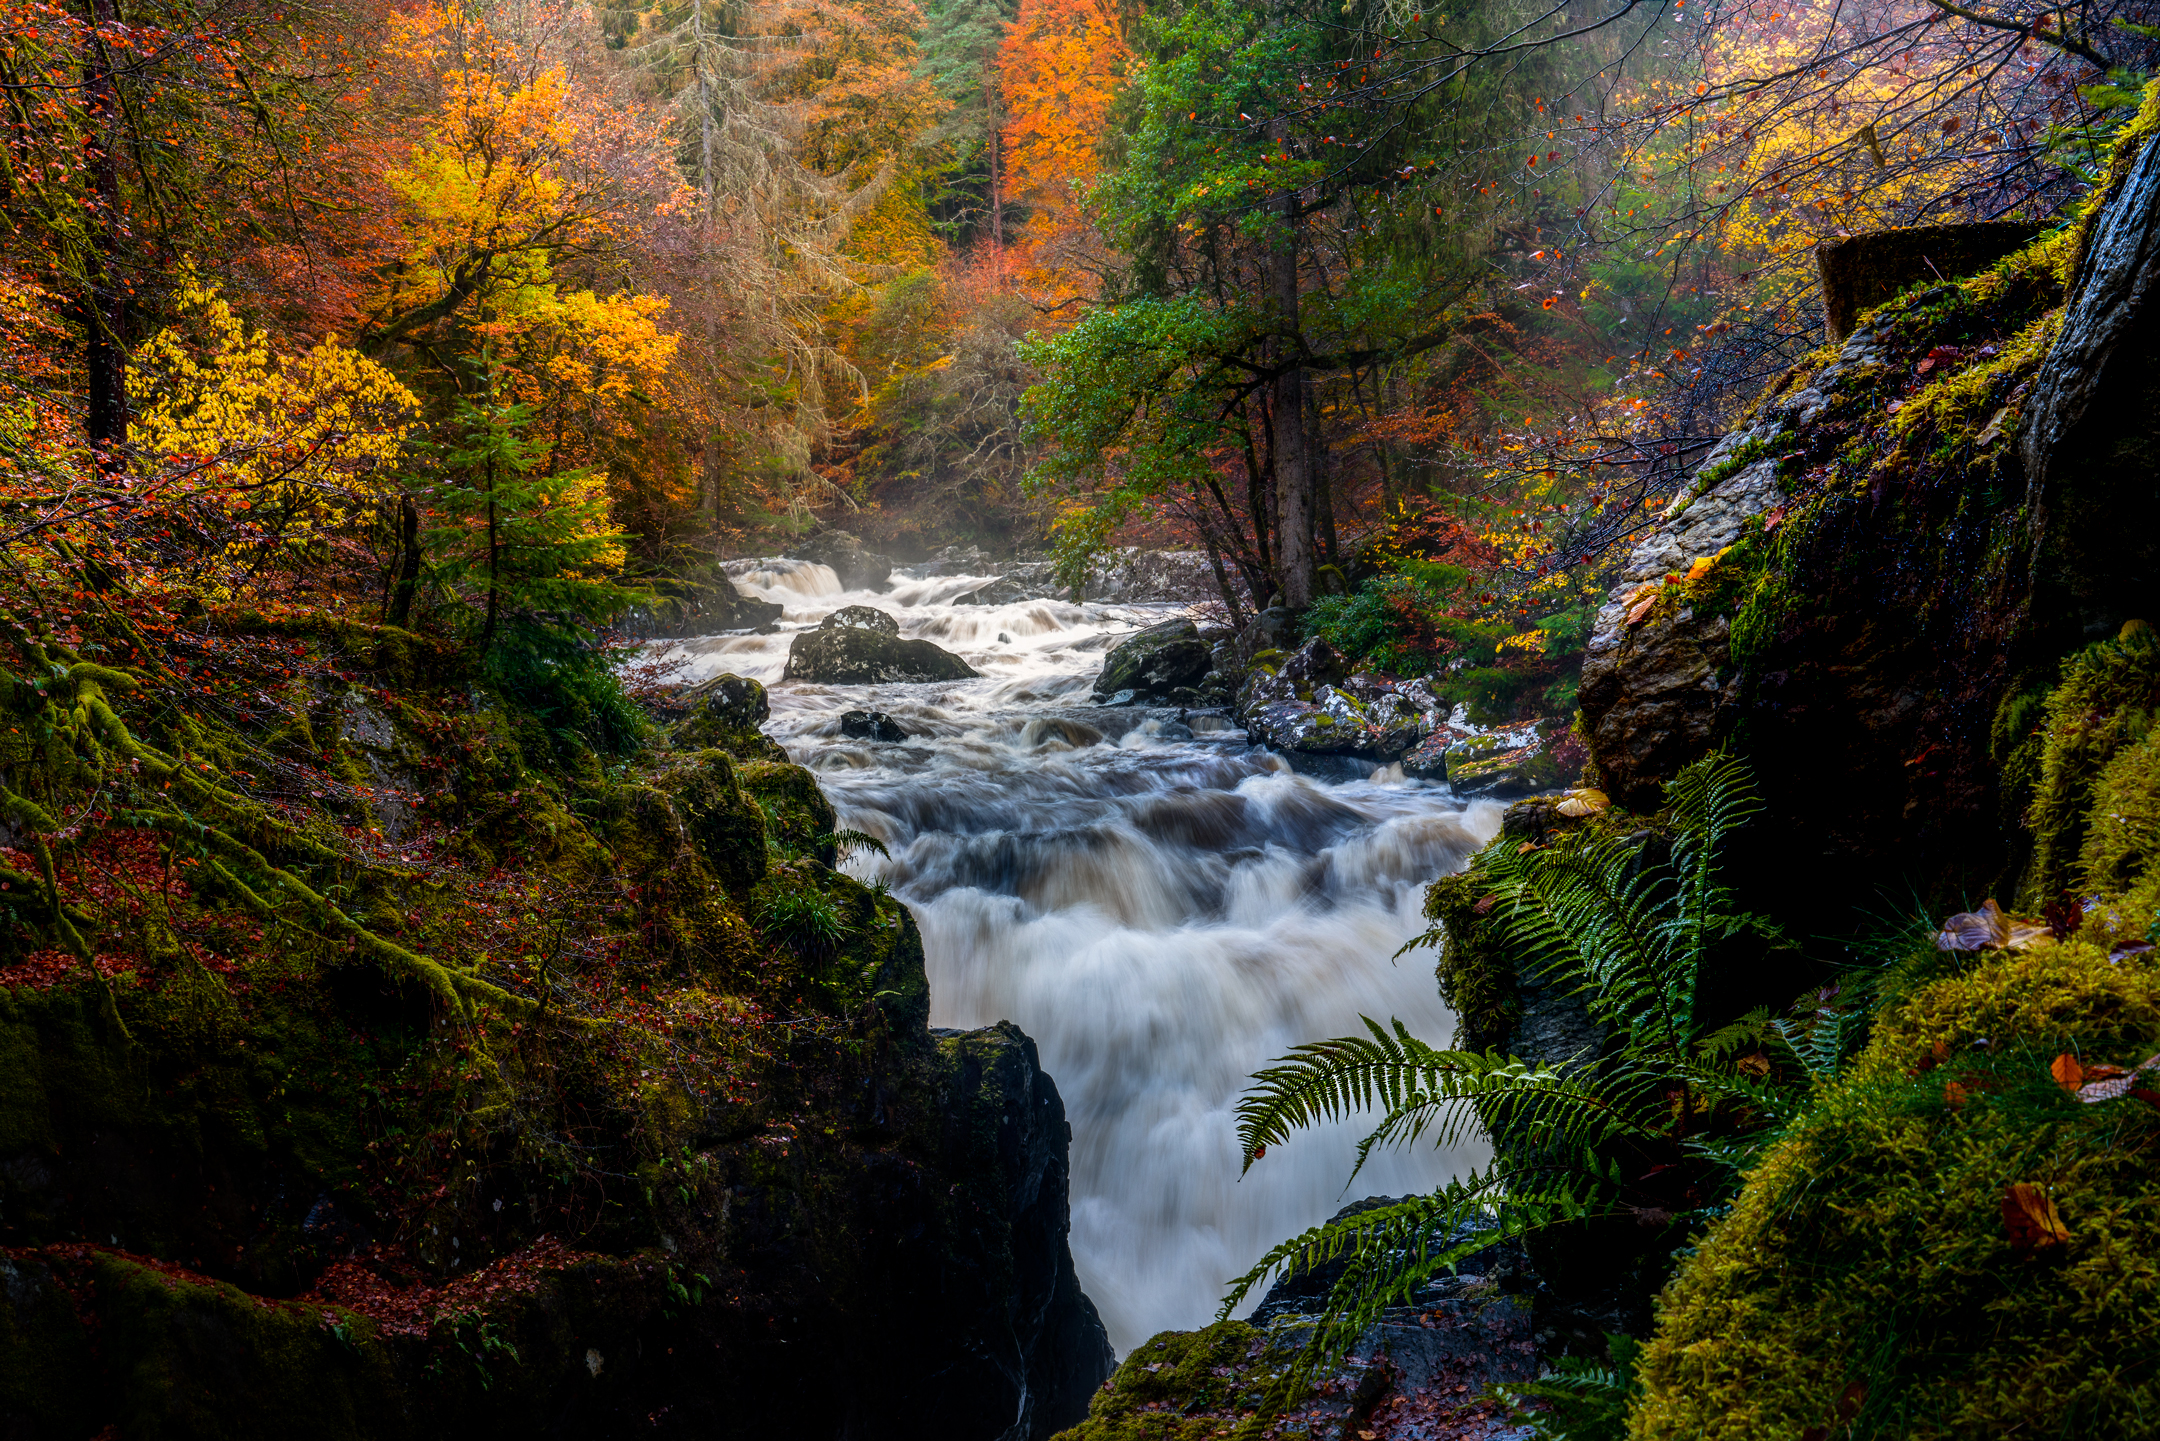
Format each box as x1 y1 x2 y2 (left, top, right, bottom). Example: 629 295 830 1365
653 568 1501 1352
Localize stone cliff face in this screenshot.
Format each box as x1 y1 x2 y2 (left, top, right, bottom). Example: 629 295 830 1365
0 647 1108 1441
1579 113 2160 905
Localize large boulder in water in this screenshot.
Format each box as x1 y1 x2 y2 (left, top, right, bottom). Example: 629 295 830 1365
788 529 893 592
785 606 979 685
1092 619 1212 701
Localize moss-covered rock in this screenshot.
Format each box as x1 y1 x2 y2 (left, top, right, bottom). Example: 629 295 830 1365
1632 940 2160 1440
1054 1322 1282 1441
782 611 978 685
2016 622 2160 909
0 596 1111 1438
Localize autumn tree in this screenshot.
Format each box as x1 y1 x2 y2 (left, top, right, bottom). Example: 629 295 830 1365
1021 0 1599 607
996 0 1130 297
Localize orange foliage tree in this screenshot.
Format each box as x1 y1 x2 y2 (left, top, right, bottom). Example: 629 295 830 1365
996 0 1130 299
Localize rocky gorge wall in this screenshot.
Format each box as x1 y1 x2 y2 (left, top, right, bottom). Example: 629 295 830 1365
0 624 1111 1439
1579 89 2160 913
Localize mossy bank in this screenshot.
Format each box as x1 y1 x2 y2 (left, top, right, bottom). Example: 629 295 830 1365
0 611 1110 1439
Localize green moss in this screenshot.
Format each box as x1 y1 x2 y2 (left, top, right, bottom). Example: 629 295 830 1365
737 759 840 863
1052 1322 1287 1441
2018 623 2160 909
1423 872 1518 1054
93 1252 399 1438
1632 941 2160 1441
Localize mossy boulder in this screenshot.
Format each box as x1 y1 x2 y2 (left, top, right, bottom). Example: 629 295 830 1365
1054 1322 1283 1441
1091 619 1213 701
1633 940 2160 1440
629 562 784 639
672 672 788 762
1815 221 2042 340
0 601 1111 1439
783 609 979 685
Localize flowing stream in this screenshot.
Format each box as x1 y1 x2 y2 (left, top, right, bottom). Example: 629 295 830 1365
659 560 1500 1353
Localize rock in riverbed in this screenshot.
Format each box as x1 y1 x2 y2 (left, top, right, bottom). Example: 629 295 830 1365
785 607 980 684
840 709 910 742
1092 619 1213 701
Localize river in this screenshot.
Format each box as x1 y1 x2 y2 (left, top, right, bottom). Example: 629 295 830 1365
658 558 1500 1354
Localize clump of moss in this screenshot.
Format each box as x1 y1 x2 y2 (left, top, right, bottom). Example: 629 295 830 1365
1631 940 2160 1441
1422 871 1518 1055
1053 1322 1290 1441
2018 622 2160 909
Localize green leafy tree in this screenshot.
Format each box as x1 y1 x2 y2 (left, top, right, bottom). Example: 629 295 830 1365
1020 0 1597 606
422 380 650 753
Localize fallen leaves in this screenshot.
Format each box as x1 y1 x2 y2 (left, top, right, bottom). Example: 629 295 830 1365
2051 1051 2160 1103
1553 788 1609 818
1934 898 2050 952
2002 1182 2070 1252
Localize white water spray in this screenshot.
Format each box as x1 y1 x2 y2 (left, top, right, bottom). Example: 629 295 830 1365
659 566 1500 1352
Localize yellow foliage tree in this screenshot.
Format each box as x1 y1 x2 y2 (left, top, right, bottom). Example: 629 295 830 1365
129 271 420 592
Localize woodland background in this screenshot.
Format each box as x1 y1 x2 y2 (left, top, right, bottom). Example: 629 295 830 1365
2 0 2153 727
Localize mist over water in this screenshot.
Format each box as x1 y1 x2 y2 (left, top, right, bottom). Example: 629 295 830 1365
660 560 1500 1353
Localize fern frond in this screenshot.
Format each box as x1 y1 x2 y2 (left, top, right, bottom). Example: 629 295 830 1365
824 827 891 860
1219 1176 1610 1385
1498 1333 1643 1441
1235 1017 1616 1178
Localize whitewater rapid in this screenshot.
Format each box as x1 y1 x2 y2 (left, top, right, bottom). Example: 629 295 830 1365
657 559 1500 1353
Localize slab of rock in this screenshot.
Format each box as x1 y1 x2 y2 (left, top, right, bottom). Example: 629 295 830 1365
955 576 1035 606
1402 725 1478 780
1093 619 1214 700
1236 641 1447 761
784 609 980 685
1816 222 2042 340
1446 740 1564 799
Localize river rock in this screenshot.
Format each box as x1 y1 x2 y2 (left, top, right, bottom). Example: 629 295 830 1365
1446 738 1564 798
789 529 894 591
956 576 1033 606
1235 642 1448 761
628 562 784 638
672 672 788 761
785 609 980 684
1092 619 1213 701
1401 724 1478 780
840 709 909 742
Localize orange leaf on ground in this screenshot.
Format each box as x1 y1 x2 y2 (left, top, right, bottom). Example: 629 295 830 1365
2002 1182 2070 1252
2051 1053 2083 1094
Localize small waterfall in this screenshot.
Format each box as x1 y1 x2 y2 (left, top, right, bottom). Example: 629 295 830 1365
657 566 1501 1353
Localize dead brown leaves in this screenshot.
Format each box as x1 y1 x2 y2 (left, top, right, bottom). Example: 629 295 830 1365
1934 898 2050 953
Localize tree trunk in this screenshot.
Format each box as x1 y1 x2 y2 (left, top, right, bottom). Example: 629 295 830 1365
987 63 1004 268
82 0 128 470
1313 387 1339 583
1200 529 1244 628
1272 191 1315 609
482 454 501 654
388 495 422 628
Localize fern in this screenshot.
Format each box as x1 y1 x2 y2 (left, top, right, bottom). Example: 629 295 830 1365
1499 1335 1644 1441
1225 754 1805 1395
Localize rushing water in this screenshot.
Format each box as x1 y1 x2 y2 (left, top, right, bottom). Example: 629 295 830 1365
658 559 1500 1353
